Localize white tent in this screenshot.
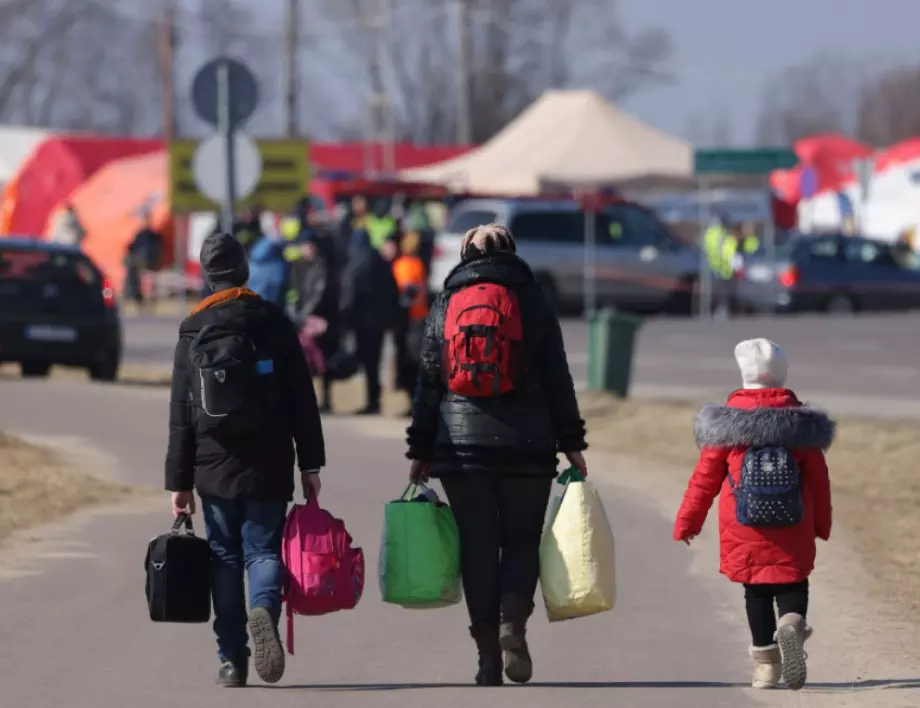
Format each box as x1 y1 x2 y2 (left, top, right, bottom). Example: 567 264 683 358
400 89 692 194
0 125 51 185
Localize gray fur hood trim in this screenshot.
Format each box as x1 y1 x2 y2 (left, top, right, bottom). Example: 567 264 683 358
694 405 836 450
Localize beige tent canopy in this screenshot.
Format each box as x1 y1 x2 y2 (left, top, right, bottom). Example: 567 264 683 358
400 89 693 194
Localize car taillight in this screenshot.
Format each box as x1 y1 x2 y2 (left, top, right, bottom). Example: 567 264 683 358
102 277 116 308
777 265 799 288
432 244 444 259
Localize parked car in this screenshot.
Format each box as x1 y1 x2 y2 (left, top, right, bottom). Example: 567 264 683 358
0 239 122 380
735 232 920 314
428 198 700 314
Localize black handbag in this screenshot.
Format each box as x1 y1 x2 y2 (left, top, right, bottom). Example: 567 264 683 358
145 513 212 623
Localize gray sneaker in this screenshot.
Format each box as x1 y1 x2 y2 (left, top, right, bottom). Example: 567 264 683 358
248 607 285 684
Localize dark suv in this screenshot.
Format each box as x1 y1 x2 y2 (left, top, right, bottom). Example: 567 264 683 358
0 240 122 380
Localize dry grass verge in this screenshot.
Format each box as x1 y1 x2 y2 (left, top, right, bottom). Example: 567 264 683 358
578 391 920 615
0 432 134 545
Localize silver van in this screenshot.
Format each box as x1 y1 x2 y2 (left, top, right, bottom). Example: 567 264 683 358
429 198 700 314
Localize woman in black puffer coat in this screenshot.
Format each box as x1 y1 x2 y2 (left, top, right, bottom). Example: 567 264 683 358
406 223 588 687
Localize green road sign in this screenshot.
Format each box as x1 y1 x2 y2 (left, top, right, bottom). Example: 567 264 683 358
694 149 798 175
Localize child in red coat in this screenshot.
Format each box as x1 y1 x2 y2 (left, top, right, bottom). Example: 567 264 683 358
674 339 834 691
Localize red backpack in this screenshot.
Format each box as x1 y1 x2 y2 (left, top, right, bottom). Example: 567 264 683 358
443 282 525 396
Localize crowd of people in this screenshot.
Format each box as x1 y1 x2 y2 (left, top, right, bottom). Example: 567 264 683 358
216 194 433 415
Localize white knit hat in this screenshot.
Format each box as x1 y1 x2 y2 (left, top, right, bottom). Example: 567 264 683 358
734 338 788 389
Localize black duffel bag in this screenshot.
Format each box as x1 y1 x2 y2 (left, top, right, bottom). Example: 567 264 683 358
145 513 211 623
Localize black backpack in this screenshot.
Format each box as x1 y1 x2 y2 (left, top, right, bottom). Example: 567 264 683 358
145 514 211 623
188 323 282 437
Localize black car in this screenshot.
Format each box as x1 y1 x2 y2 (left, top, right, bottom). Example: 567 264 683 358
0 239 122 380
735 232 920 314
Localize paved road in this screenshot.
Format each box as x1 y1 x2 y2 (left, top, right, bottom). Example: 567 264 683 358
0 378 758 708
124 311 920 416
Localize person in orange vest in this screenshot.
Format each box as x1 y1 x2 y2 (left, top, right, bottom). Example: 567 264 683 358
388 231 429 411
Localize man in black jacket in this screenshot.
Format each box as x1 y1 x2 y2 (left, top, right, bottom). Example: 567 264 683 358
406 224 587 687
340 229 400 414
165 232 325 688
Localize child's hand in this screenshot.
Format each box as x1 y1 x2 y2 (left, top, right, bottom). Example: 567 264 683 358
680 535 696 546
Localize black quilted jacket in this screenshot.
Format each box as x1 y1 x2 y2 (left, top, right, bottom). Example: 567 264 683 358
405 253 587 477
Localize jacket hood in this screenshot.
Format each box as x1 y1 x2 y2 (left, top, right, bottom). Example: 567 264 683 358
443 252 536 291
694 388 836 450
180 288 278 336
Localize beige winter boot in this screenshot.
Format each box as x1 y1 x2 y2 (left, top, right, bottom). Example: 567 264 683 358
749 645 781 689
776 613 808 690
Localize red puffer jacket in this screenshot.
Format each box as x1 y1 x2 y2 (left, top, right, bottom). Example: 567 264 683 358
673 388 834 585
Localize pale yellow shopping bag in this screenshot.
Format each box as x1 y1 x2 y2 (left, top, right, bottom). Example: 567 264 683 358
539 467 616 622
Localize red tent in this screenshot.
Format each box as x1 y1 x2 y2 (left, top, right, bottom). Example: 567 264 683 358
873 138 920 173
1 136 162 237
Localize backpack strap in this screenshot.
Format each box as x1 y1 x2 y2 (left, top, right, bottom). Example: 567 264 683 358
287 603 295 656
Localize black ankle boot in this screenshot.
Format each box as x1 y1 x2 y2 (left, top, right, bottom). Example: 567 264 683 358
500 594 535 684
469 624 503 686
216 659 248 687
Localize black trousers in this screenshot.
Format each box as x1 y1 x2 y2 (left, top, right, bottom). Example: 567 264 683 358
744 580 809 647
440 475 553 627
354 327 385 409
316 316 340 409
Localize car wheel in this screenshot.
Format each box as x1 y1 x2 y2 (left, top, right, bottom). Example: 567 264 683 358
89 353 120 383
20 361 51 378
535 273 561 313
825 294 856 315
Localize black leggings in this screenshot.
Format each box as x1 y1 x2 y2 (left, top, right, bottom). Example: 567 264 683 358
440 475 553 627
744 580 809 647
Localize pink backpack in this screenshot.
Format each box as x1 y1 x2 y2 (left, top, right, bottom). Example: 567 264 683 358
281 499 364 654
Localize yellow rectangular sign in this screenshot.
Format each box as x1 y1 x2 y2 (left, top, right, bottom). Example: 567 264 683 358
169 139 309 213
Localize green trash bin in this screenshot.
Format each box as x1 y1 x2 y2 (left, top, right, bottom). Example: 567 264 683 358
587 308 643 396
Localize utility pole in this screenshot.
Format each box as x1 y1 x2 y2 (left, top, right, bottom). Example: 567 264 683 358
159 2 178 141
283 0 299 137
454 0 472 145
364 0 394 175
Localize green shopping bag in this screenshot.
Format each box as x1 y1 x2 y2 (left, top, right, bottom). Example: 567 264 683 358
378 483 463 608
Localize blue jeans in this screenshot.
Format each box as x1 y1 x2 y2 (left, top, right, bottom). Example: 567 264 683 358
201 498 288 662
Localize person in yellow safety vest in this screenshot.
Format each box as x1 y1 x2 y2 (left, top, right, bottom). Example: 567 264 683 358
365 200 398 250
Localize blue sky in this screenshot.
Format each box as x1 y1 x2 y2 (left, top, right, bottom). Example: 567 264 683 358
620 0 920 144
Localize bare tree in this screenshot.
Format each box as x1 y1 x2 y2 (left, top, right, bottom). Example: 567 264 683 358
855 64 920 147
754 53 871 146
323 0 673 144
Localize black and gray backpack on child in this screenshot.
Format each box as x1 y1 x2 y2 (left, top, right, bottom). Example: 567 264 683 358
188 323 283 437
729 446 803 527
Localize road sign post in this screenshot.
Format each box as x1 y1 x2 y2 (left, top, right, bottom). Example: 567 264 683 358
218 60 236 233
188 56 261 234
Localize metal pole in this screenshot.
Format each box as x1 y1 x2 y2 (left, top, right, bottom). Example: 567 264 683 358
583 205 597 315
283 0 299 138
380 0 395 173
698 176 712 319
764 179 776 316
217 60 236 234
454 0 472 144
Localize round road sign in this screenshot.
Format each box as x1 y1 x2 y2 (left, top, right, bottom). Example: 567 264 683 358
191 132 262 205
191 56 259 129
